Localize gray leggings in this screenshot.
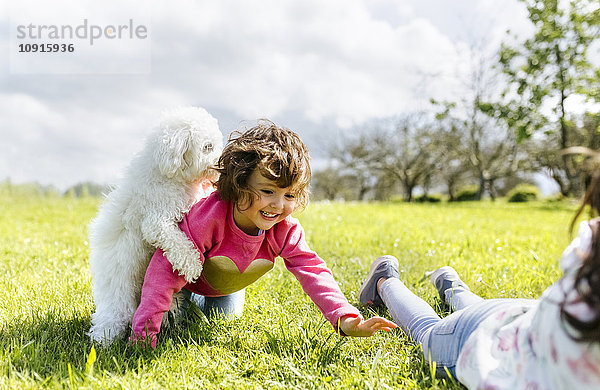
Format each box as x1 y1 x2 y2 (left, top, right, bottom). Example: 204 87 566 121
379 278 535 378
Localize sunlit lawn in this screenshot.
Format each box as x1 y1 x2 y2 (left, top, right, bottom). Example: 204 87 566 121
0 195 577 389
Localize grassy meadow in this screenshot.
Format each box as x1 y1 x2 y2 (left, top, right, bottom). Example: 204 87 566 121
0 194 579 389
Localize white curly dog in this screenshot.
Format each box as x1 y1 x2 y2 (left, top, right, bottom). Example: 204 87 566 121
88 106 223 344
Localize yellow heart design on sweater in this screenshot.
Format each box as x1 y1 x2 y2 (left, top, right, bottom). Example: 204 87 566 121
202 256 274 295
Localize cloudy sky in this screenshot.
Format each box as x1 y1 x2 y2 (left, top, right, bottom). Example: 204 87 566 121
1 0 532 191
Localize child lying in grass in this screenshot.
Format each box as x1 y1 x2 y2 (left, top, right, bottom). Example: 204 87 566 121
130 120 397 347
359 173 600 389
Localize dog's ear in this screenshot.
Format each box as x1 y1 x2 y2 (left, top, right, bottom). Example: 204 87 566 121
155 128 191 178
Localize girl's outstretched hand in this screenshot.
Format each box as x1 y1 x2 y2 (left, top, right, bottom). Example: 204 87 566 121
338 315 397 337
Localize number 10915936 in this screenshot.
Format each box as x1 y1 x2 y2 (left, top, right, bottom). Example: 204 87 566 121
18 43 75 52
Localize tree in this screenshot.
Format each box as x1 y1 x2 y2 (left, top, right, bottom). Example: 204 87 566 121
330 135 378 201
567 112 600 187
370 115 439 202
0 179 61 198
331 115 439 202
63 181 109 197
430 109 471 201
433 46 527 200
311 167 360 201
371 171 399 201
488 0 600 196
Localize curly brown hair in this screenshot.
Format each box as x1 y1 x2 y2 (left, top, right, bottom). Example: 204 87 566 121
214 120 311 210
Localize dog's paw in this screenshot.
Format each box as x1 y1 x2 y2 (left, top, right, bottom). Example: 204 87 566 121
180 263 203 283
88 324 126 345
165 244 203 283
178 257 203 283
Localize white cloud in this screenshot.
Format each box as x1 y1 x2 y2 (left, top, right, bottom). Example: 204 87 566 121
0 87 193 188
0 0 531 188
147 0 458 125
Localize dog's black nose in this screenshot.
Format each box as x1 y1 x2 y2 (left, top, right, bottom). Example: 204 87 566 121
203 142 214 153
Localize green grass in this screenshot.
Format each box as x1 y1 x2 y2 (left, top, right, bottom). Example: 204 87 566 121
0 195 578 389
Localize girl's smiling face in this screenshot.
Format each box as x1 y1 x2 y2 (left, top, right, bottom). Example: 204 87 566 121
233 169 298 235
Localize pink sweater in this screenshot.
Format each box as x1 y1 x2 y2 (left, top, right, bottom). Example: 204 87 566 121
131 192 360 347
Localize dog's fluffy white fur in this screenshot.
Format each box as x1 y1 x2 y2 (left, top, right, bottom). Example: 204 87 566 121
88 106 223 344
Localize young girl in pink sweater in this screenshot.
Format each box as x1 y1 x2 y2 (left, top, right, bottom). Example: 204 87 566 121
131 120 396 347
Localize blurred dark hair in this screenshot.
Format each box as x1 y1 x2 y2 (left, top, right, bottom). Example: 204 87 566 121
563 170 600 342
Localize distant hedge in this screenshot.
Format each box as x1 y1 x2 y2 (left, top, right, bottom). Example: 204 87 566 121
507 184 540 202
415 193 442 203
0 179 108 198
455 185 479 201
